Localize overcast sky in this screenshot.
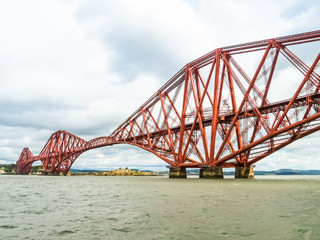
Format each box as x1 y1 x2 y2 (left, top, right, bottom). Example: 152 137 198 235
1 0 320 170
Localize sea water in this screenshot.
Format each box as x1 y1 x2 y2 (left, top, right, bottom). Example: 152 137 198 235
1 175 320 239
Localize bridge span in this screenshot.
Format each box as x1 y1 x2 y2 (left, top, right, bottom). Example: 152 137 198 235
17 30 320 178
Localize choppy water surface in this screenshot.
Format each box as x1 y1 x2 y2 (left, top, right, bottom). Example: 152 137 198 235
1 175 320 239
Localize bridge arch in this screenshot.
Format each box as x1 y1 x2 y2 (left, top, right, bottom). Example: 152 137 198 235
16 30 320 175
16 148 36 174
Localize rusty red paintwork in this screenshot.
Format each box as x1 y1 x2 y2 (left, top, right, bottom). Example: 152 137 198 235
16 30 320 174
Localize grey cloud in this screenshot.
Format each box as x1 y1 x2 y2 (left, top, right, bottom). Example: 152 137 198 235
2 0 320 171
102 27 182 80
73 1 203 80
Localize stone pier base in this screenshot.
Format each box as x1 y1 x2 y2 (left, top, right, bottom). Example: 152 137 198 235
235 167 254 179
199 167 223 179
42 172 60 176
169 167 187 178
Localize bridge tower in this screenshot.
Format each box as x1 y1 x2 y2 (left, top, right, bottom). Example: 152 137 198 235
16 30 320 179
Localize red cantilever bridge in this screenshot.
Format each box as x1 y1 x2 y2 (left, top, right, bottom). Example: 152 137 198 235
17 30 320 178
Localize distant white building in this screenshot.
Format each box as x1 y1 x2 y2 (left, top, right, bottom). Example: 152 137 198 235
0 169 5 174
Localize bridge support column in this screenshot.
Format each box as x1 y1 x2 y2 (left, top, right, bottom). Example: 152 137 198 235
169 167 187 178
199 167 223 179
235 167 254 179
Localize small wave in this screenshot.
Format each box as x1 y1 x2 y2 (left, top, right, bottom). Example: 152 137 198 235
112 227 130 233
1 225 18 229
57 230 75 236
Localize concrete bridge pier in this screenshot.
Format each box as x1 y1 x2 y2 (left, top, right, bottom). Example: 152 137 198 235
235 167 254 179
169 167 187 178
199 167 224 179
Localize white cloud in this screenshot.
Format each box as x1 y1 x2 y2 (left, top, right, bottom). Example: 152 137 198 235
0 0 320 171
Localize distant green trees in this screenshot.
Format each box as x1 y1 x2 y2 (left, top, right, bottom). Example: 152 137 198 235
3 165 12 172
0 164 15 173
30 165 43 173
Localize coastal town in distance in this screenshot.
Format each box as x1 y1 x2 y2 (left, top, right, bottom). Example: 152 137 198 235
2 164 320 176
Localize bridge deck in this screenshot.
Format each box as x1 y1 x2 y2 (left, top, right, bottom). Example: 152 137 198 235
129 93 320 140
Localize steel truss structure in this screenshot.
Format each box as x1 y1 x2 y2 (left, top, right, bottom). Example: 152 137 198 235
17 30 320 174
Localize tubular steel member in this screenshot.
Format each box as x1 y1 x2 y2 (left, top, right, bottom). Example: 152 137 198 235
109 30 320 175
16 30 320 177
17 148 35 174
16 131 115 174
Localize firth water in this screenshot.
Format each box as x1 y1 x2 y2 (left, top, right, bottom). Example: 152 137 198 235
1 175 320 239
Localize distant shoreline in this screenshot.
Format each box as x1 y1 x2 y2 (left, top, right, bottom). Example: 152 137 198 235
1 164 320 176
69 168 320 176
70 168 160 176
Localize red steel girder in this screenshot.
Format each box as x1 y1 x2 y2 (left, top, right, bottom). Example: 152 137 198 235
16 148 35 174
16 30 320 173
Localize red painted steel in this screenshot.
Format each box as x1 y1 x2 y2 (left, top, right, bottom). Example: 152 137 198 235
16 30 320 174
17 148 34 174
